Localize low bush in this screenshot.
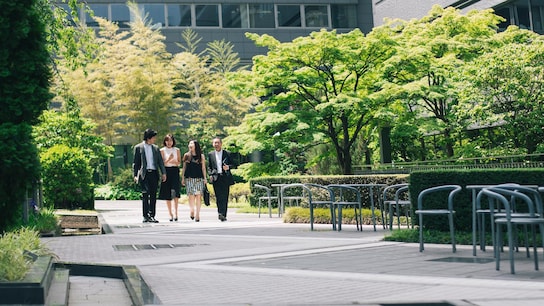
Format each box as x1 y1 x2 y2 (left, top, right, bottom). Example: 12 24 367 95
283 207 382 225
0 228 52 281
95 167 141 200
27 207 59 234
40 144 94 209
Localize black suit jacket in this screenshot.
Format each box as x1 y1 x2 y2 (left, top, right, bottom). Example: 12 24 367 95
133 141 166 181
207 149 234 178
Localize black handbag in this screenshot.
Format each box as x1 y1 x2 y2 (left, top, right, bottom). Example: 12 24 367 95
203 184 210 206
225 171 235 186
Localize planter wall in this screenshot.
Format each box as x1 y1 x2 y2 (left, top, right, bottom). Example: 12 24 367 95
0 256 54 305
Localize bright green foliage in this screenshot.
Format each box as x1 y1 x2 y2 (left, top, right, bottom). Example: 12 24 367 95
231 29 395 174
462 27 544 154
172 29 251 145
57 3 174 142
283 207 380 225
40 145 94 209
378 6 503 158
0 228 50 281
27 207 59 233
0 0 51 232
33 109 113 173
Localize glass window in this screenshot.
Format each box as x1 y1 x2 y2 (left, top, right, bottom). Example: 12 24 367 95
305 5 328 28
277 5 301 27
248 3 274 28
196 5 219 27
223 4 244 28
331 4 357 28
142 4 165 27
111 4 130 28
86 4 108 27
532 5 544 34
495 7 512 31
167 4 191 27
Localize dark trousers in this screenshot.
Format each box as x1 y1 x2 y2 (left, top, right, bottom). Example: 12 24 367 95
212 175 230 217
141 170 159 218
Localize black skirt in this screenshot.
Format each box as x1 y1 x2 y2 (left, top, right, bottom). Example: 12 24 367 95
158 167 181 200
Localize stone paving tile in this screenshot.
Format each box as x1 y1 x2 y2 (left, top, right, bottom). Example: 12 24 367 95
43 200 544 305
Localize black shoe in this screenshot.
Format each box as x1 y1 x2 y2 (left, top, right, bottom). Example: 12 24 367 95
174 216 178 221
218 214 226 222
149 217 159 223
143 218 150 223
169 217 173 222
195 219 200 222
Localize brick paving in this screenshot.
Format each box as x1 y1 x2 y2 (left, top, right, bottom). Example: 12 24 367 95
41 200 544 305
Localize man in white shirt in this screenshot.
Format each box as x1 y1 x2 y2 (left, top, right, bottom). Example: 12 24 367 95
133 129 166 223
208 137 234 221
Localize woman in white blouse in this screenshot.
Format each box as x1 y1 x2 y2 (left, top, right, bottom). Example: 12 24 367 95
158 134 182 221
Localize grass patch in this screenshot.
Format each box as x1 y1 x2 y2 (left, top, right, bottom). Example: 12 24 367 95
0 228 53 281
384 228 488 246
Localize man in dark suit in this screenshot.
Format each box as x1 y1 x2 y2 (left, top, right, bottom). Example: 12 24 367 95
208 137 234 221
133 129 166 223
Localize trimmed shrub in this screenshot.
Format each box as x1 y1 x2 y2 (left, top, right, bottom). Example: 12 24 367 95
409 168 544 231
40 145 94 209
248 174 409 207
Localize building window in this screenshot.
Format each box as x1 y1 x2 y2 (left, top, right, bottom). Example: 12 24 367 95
495 6 513 30
249 3 275 28
305 5 328 28
277 5 301 27
196 4 219 27
223 4 247 28
86 4 108 27
167 4 191 27
111 4 130 28
142 4 165 27
532 4 544 34
331 4 357 28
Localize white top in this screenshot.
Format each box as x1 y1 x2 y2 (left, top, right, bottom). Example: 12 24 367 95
144 142 155 170
215 150 222 174
161 147 179 167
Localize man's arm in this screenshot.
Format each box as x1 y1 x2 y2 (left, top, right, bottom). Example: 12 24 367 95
155 146 167 182
133 145 142 182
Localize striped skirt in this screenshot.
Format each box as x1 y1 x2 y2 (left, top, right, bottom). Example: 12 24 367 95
185 177 205 195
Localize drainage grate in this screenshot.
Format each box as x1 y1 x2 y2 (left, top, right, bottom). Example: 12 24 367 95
113 243 206 251
428 257 494 264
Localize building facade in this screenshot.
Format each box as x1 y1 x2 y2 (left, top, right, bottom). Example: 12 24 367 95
67 1 374 64
373 0 544 34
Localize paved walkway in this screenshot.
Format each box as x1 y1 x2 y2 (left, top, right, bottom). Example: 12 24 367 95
42 200 544 305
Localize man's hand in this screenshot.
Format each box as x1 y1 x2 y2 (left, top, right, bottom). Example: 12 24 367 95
161 174 167 182
134 176 138 184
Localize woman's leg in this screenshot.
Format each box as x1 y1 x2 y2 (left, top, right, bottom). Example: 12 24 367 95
195 194 202 221
166 200 173 221
188 194 195 220
173 197 179 220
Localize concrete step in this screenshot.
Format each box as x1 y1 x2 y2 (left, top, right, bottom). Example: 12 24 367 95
45 268 70 306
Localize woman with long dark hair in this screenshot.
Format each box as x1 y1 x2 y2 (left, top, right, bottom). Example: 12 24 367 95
181 140 207 222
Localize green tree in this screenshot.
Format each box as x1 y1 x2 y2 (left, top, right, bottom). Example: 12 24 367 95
32 100 113 183
117 3 174 139
378 6 502 158
0 0 52 231
462 27 544 154
172 29 251 145
230 29 395 174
